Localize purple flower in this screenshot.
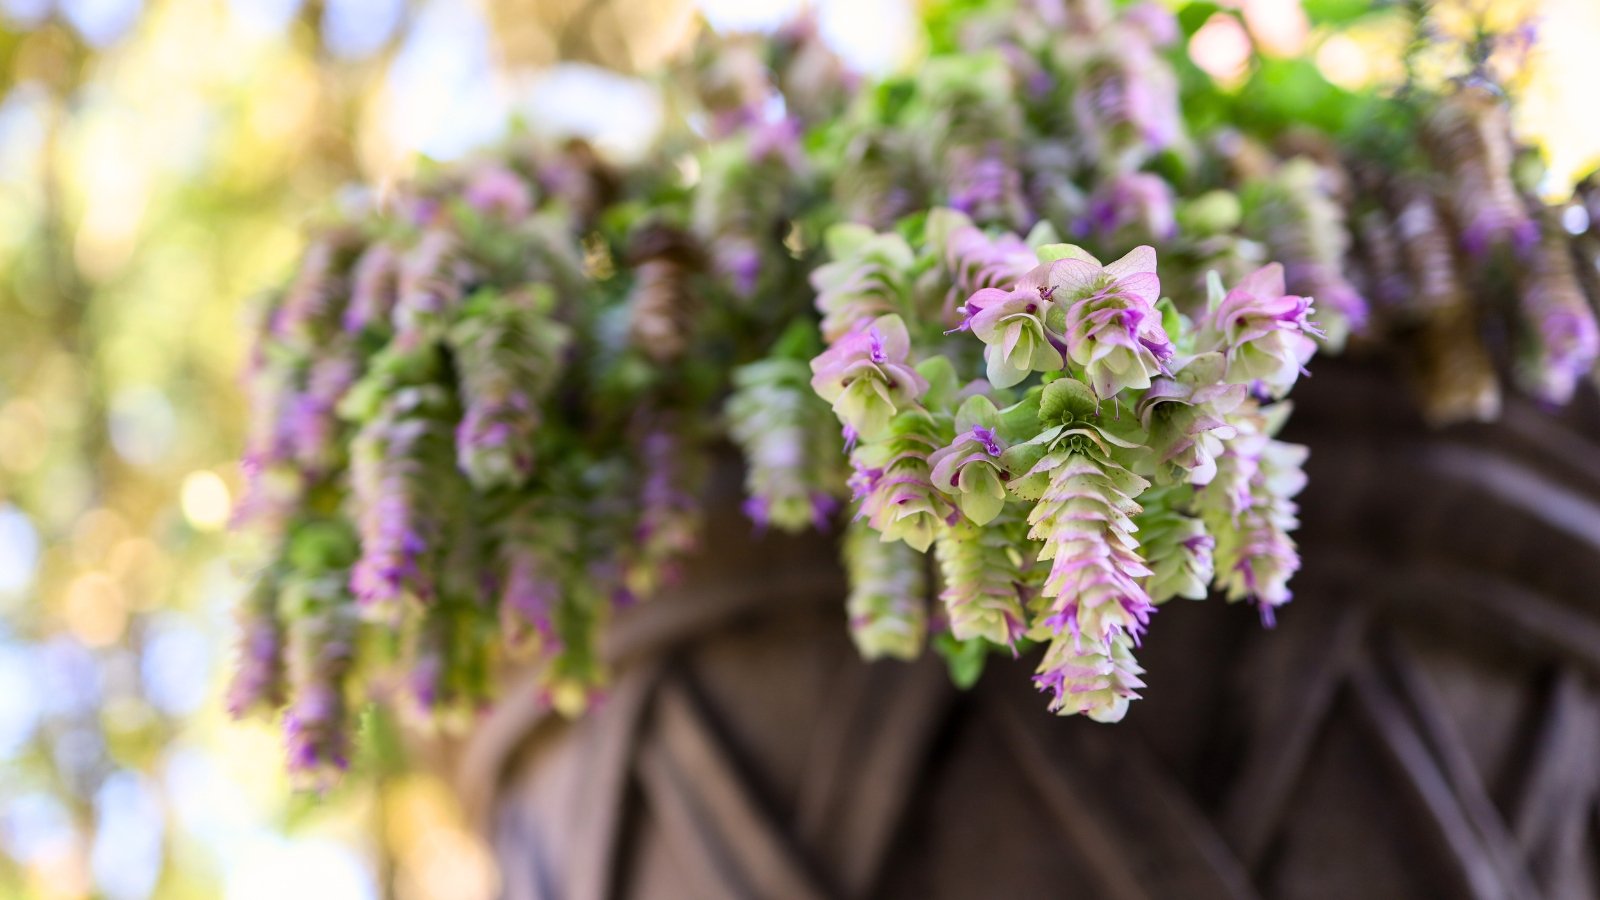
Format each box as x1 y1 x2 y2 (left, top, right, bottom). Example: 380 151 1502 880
715 237 762 299
285 684 348 780
852 433 957 554
449 288 567 491
225 584 285 718
343 242 399 334
964 263 1069 388
1079 172 1177 244
287 353 360 473
1135 496 1214 603
1516 223 1600 405
628 426 702 595
1050 245 1173 398
946 143 1030 228
464 165 534 222
928 397 1010 525
394 229 464 335
283 605 354 789
810 314 928 442
501 543 562 654
349 389 451 614
1205 263 1320 398
1198 417 1306 621
1121 1 1179 47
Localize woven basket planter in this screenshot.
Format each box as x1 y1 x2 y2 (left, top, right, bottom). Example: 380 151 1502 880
456 357 1600 900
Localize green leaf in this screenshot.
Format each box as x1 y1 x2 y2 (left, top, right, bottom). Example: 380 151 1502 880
934 633 989 689
1178 2 1225 37
1157 297 1184 349
823 223 876 260
1035 242 1097 264
287 520 359 573
995 394 1042 443
1039 378 1099 425
954 394 1000 432
1302 0 1381 26
917 355 962 410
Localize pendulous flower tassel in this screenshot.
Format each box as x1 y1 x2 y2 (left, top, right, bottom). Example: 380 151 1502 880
1515 213 1599 405
935 516 1031 649
727 357 843 533
282 581 356 789
844 520 929 661
1423 84 1537 256
226 575 287 718
448 287 569 491
626 224 707 366
349 384 455 615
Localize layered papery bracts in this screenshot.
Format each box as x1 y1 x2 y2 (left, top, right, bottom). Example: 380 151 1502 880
1068 34 1183 175
1020 445 1154 651
929 396 1012 525
931 208 1039 298
810 314 929 443
1079 171 1177 248
343 242 400 335
834 129 924 230
628 424 705 597
1133 487 1213 603
287 350 361 474
935 516 1031 649
1033 630 1145 722
931 207 1042 329
1203 264 1320 398
965 262 1069 389
463 163 535 223
811 224 916 342
274 226 362 350
1394 187 1502 422
498 505 570 657
850 410 958 553
1197 412 1306 625
692 136 796 298
1138 352 1246 486
844 520 929 660
906 56 1031 228
447 287 569 492
1050 245 1173 398
727 358 843 532
405 599 493 727
625 223 707 366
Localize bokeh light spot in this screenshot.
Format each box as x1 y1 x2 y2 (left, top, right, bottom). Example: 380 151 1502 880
181 470 233 532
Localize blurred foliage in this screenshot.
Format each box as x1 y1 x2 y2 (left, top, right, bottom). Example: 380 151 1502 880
0 1 496 898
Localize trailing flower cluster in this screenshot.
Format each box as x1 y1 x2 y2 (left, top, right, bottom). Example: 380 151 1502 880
809 213 1315 721
234 0 1600 779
